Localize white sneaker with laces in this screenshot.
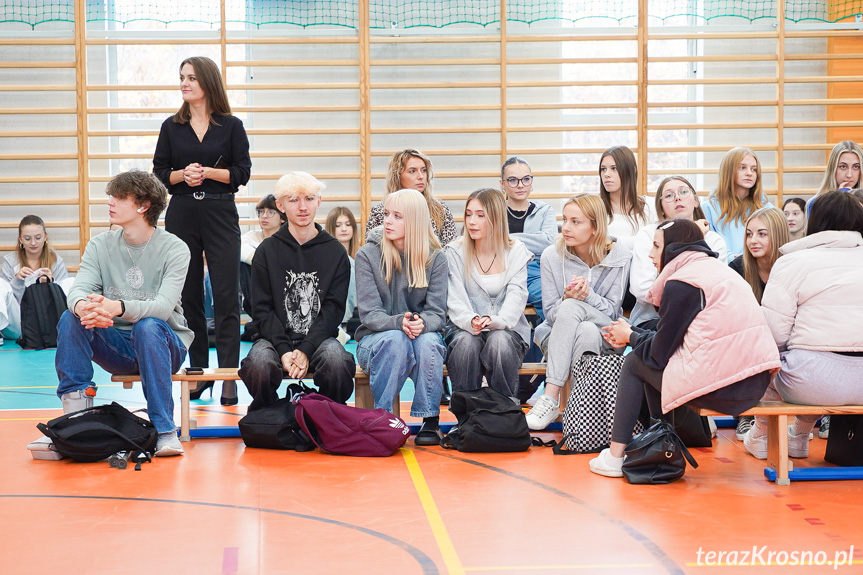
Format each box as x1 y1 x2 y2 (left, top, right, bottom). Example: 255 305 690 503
818 415 830 439
155 431 184 457
735 416 754 441
589 448 624 478
787 425 810 458
743 426 768 459
524 394 559 430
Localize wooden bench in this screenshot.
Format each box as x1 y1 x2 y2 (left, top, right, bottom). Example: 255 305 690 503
112 362 547 442
697 402 863 485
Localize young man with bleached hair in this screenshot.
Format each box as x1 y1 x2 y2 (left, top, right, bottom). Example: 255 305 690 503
239 171 355 410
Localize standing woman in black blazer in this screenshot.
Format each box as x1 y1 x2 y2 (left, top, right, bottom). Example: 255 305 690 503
153 56 252 405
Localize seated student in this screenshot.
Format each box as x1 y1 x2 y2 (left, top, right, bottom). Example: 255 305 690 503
629 175 727 327
355 188 448 445
325 206 360 339
807 140 862 215
1 215 70 343
599 145 657 250
238 172 355 411
445 188 532 401
702 147 774 262
743 191 863 460
500 157 557 320
54 170 192 456
782 197 807 241
726 206 789 440
525 194 632 431
592 219 779 478
240 194 286 324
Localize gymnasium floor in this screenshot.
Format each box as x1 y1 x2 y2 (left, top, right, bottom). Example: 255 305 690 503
2 338 862 575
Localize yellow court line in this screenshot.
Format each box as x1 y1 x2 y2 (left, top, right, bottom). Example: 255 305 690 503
401 448 465 575
464 564 654 572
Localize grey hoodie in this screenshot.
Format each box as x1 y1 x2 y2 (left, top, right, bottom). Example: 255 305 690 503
354 227 448 342
510 199 558 257
445 237 533 346
534 239 632 345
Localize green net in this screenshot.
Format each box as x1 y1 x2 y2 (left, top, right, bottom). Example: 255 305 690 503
1 1 862 29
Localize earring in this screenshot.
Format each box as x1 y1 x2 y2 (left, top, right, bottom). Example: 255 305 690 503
137 207 144 213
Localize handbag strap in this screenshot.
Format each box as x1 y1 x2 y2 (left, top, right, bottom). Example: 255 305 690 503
50 420 153 460
551 434 606 455
531 436 556 448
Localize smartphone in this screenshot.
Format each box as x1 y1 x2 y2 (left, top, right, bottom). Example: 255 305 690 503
185 367 204 375
213 155 228 169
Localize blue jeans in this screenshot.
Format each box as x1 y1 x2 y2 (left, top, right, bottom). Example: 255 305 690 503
356 330 445 418
526 259 544 321
55 311 187 433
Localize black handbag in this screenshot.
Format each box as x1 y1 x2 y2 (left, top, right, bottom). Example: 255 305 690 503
441 387 532 452
824 415 863 466
621 419 698 484
238 384 315 451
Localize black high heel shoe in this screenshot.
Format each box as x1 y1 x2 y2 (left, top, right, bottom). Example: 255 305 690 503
220 380 238 406
189 381 214 400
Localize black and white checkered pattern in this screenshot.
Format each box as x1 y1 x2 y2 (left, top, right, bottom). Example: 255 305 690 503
561 354 642 453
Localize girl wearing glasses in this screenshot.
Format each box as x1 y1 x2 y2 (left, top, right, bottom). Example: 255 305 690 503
629 176 727 327
702 147 773 262
499 157 557 321
240 195 286 336
599 145 657 250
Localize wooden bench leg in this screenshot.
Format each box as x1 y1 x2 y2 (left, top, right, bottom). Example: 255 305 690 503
180 380 191 442
354 378 400 419
767 414 790 486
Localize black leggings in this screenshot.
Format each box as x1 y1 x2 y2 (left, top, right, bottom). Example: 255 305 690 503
610 352 664 444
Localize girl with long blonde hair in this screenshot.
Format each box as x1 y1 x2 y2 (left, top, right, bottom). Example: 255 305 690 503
444 189 533 400
365 149 457 246
525 193 632 430
702 147 774 262
355 189 449 445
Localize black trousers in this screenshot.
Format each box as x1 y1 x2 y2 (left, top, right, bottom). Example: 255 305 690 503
610 352 664 445
165 195 240 370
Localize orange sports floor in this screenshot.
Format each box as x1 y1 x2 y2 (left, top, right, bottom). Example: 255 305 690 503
4 399 863 574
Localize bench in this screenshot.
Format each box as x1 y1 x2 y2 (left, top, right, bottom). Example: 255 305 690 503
112 362 547 442
697 402 863 485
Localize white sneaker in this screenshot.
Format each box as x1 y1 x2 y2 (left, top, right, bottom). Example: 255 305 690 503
60 390 94 414
818 415 830 439
155 431 184 457
589 448 624 478
735 416 754 441
743 426 768 460
787 425 810 459
524 394 559 430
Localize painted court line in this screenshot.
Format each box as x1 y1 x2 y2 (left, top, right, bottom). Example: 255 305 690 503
401 448 465 575
463 564 654 571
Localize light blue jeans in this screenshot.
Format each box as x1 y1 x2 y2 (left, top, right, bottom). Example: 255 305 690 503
55 311 187 433
356 330 445 418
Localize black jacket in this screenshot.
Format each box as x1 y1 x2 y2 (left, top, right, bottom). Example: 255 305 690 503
250 223 350 359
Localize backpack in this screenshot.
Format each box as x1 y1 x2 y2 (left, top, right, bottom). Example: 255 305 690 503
17 280 67 350
294 393 410 457
36 402 158 463
238 384 315 451
442 387 532 452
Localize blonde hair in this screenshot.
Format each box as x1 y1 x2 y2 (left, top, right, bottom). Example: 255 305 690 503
461 188 513 278
272 171 325 202
816 140 863 196
385 149 445 232
380 189 441 288
556 193 612 268
711 147 765 225
17 215 57 270
742 206 789 304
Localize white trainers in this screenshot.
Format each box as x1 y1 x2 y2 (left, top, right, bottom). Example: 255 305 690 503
589 448 624 478
818 415 830 439
735 416 754 441
787 425 810 459
60 390 94 414
743 426 768 459
155 431 184 457
524 394 559 430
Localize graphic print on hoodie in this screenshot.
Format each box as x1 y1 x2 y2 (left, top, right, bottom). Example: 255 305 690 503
284 270 320 335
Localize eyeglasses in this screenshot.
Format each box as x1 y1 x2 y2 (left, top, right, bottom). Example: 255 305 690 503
256 209 279 218
504 175 533 187
661 188 694 203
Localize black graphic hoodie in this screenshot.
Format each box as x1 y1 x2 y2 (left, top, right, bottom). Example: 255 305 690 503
250 223 350 359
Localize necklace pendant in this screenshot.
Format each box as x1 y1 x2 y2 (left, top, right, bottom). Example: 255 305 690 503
126 265 144 290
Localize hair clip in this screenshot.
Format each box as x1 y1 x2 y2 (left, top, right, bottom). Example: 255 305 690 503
659 221 675 230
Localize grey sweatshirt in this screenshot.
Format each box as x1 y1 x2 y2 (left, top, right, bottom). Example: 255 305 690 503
534 239 632 344
354 227 448 342
445 237 533 346
67 227 194 349
510 199 558 257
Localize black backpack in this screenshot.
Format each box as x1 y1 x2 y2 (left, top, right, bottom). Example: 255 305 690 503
238 383 316 451
17 280 67 349
442 387 532 452
36 402 158 463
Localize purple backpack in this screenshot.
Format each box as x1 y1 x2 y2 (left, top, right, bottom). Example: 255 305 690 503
294 393 410 457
